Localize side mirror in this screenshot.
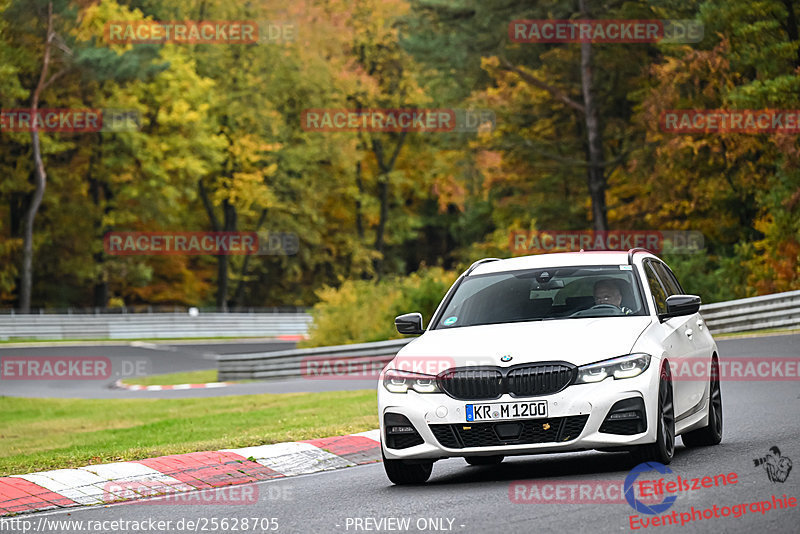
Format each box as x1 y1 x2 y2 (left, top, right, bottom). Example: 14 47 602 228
395 312 424 335
662 294 701 319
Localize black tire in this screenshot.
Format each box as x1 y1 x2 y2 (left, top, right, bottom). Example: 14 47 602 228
682 357 723 447
465 455 504 466
631 364 675 464
382 450 433 485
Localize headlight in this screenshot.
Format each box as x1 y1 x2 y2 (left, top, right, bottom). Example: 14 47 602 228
382 369 441 394
575 353 651 384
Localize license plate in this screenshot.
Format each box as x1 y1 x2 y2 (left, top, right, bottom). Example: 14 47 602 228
466 401 548 421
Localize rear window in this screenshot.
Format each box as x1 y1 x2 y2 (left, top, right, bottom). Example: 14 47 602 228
434 265 646 329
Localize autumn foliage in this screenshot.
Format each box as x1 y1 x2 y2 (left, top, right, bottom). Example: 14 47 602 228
0 0 798 311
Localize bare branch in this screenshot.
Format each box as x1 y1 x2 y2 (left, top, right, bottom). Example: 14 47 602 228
498 56 585 114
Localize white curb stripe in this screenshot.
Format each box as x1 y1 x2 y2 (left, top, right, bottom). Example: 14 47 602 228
4 430 381 515
353 429 381 442
222 443 351 476
114 379 231 391
78 462 194 499
13 471 108 505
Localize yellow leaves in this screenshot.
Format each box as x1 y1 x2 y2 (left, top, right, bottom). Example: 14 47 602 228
207 133 280 215
74 0 146 51
227 135 274 163
158 99 201 125
211 172 275 214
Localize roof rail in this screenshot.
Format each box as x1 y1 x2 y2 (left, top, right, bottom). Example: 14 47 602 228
627 248 653 265
465 258 501 276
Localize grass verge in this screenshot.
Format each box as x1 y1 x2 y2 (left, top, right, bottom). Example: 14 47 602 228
0 390 377 476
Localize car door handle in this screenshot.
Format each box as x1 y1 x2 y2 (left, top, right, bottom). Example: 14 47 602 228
685 328 694 338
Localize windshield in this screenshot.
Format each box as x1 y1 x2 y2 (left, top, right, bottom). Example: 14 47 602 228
434 265 646 329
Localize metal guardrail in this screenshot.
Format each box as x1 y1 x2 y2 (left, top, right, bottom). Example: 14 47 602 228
217 339 411 381
2 288 797 348
0 312 312 340
218 290 800 380
699 290 800 334
0 306 307 315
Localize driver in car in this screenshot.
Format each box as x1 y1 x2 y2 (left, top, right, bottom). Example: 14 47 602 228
593 279 634 315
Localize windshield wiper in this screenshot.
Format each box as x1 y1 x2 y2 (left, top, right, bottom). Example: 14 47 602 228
471 317 545 326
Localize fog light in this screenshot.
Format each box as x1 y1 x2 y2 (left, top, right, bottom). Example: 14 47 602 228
384 412 424 450
387 426 415 434
599 397 647 435
608 411 639 420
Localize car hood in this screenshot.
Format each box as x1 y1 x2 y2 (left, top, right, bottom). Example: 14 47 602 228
392 317 653 374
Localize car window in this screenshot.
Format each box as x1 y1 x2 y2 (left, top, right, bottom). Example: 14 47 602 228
644 262 668 314
434 265 646 328
653 262 683 295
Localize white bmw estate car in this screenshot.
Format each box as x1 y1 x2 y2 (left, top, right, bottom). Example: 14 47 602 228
379 249 722 484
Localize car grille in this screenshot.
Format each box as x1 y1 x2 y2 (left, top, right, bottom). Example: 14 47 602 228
507 364 576 397
437 363 576 400
437 369 503 399
429 415 589 449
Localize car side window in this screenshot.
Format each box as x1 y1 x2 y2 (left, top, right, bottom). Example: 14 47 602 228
653 262 682 296
644 262 668 314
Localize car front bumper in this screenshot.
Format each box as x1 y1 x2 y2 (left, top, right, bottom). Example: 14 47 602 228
378 361 662 460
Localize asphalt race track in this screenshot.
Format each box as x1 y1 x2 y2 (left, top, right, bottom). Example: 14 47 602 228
0 339 373 398
0 340 368 399
3 333 800 534
1 333 798 399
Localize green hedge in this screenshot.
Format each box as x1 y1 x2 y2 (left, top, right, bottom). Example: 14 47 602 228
301 267 459 347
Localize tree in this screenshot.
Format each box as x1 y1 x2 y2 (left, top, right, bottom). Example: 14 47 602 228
619 0 800 297
3 0 163 310
402 0 667 237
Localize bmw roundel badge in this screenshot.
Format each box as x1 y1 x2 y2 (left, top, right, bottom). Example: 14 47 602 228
500 355 512 362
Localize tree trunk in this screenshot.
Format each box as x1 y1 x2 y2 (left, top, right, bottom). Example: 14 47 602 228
20 134 46 312
232 208 267 307
215 201 237 311
370 133 407 277
373 176 389 275
216 249 229 311
198 178 235 311
781 0 800 68
355 161 364 239
579 0 608 232
20 2 56 312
